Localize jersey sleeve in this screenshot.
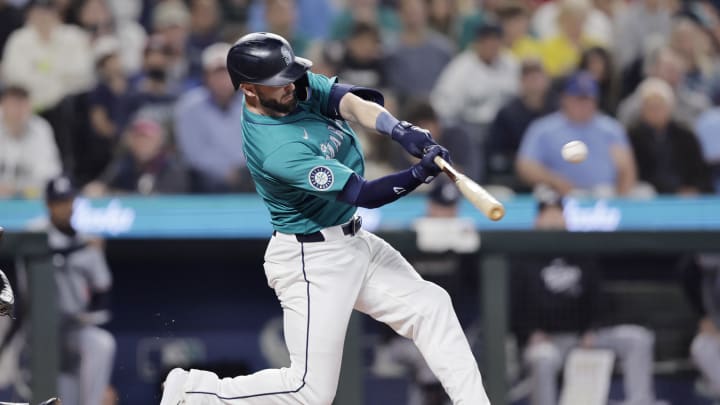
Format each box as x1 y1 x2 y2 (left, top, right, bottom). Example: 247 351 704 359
305 71 338 117
262 141 355 199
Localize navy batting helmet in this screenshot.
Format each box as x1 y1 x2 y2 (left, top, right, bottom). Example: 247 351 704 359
226 32 312 89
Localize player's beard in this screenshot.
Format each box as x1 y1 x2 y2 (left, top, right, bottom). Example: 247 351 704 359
258 91 298 116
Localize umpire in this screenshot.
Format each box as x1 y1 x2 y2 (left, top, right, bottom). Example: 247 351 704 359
45 176 115 405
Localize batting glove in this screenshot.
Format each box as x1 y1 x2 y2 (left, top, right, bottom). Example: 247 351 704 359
391 121 438 159
0 269 14 317
411 145 451 183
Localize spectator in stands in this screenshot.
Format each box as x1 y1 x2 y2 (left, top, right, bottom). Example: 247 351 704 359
578 46 620 115
695 105 720 193
431 22 518 180
516 71 637 197
2 0 94 110
174 43 250 193
262 0 310 57
128 35 180 129
537 0 607 78
613 0 674 74
456 0 504 50
45 175 115 405
74 37 133 185
384 0 454 103
683 254 720 399
496 1 541 61
0 84 61 198
668 16 720 100
617 46 710 128
548 46 621 115
512 194 662 405
88 37 133 143
329 0 400 44
487 58 553 187
532 0 612 46
186 0 222 84
426 0 457 40
2 0 94 164
0 0 23 71
75 0 146 75
245 0 336 41
106 0 142 26
325 23 386 90
84 117 188 196
628 78 713 195
151 0 191 89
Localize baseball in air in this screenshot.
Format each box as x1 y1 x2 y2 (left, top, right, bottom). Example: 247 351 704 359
561 140 588 163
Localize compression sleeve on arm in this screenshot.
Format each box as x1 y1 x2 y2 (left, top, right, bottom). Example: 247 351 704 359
327 83 385 119
337 168 423 208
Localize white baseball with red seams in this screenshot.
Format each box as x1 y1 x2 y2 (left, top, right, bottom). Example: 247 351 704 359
561 140 588 163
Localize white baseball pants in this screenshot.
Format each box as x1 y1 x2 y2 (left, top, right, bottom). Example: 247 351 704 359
179 228 490 404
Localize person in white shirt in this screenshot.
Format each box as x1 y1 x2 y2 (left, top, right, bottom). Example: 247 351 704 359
1 0 94 112
0 84 61 198
430 22 518 180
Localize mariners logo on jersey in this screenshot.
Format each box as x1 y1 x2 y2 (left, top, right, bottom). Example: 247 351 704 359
308 166 334 190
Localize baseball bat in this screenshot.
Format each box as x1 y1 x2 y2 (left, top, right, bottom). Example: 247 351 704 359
433 156 505 221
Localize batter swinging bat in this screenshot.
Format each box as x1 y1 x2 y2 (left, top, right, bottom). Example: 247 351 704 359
433 156 505 221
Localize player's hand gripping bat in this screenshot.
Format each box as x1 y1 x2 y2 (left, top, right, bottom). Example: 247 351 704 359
433 157 505 221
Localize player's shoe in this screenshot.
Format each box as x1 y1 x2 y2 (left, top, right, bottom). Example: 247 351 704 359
160 368 189 405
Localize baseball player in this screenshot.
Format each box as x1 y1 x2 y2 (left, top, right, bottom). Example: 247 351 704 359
160 32 491 405
45 176 115 405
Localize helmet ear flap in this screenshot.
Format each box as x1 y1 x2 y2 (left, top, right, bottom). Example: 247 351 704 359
294 73 311 101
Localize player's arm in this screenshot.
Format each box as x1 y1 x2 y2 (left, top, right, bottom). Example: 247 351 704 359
337 146 450 208
334 88 438 158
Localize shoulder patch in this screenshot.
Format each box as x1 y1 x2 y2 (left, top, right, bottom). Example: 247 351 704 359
308 166 334 191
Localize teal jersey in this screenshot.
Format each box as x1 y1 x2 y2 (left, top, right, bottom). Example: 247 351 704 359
242 72 365 234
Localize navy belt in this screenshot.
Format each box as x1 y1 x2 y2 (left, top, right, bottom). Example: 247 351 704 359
273 216 363 243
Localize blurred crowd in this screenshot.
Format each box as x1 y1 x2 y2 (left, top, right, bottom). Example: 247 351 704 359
0 0 719 199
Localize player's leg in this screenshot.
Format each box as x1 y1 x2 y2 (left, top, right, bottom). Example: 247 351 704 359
75 326 116 405
523 335 570 405
172 236 370 405
592 325 656 405
353 231 490 405
691 332 720 395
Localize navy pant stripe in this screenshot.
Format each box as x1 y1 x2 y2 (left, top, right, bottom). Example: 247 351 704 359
186 242 310 400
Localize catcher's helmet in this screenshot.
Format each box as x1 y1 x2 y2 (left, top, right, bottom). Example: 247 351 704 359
227 32 312 89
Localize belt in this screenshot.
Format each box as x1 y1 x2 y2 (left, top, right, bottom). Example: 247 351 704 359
273 216 362 243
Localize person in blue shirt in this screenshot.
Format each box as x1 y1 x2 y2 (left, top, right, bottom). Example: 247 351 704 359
174 42 250 193
516 71 637 197
160 32 491 405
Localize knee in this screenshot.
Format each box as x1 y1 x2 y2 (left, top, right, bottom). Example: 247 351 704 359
297 383 336 405
525 342 562 374
84 328 116 359
615 325 654 354
691 333 717 361
419 282 453 313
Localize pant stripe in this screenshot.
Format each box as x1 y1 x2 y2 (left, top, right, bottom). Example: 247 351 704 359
186 242 310 400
